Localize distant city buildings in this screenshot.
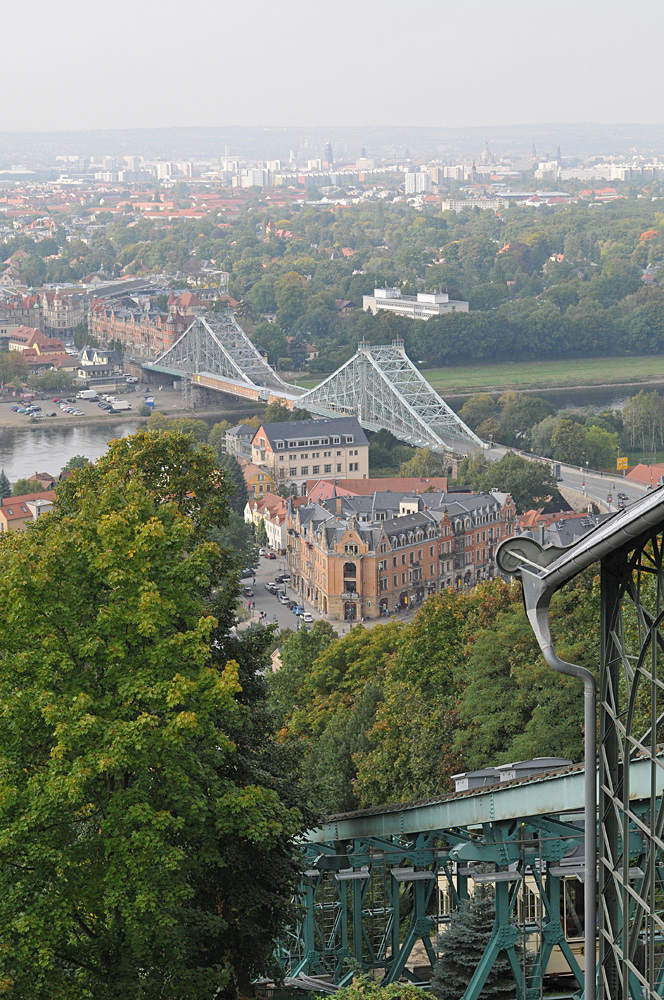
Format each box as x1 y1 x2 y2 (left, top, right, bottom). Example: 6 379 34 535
363 288 469 319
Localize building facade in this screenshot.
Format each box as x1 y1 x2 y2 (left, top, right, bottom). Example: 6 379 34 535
89 302 190 359
251 418 369 496
363 288 469 320
286 489 516 621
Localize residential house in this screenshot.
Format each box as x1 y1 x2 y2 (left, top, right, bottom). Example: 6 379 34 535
242 462 275 499
76 346 122 386
225 423 257 462
0 490 56 532
28 471 56 490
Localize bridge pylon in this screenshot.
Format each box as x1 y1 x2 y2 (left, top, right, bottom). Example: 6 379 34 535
300 339 482 453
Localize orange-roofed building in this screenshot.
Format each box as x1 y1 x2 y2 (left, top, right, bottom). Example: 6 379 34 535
626 463 664 487
0 490 56 532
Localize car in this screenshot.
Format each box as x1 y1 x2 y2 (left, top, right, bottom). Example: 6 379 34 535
65 397 75 403
52 398 61 403
72 409 84 415
617 500 626 509
17 407 29 413
265 582 278 593
275 574 290 584
266 552 276 559
259 547 267 556
30 412 45 419
287 599 298 609
47 412 57 417
292 605 304 616
30 406 42 412
302 612 314 624
240 568 253 579
242 587 254 597
98 402 111 410
279 593 290 605
9 405 19 412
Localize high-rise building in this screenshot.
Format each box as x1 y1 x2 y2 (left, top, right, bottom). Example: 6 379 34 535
404 171 432 194
323 142 333 168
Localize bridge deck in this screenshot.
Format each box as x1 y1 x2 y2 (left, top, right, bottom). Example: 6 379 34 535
306 754 662 842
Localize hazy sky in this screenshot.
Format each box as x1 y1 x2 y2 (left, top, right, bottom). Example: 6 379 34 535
7 0 664 132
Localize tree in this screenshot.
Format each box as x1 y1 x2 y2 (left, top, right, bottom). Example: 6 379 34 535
431 883 517 1000
399 447 451 478
12 477 42 496
0 430 314 997
0 469 10 499
550 418 587 465
256 518 268 545
61 454 91 475
208 419 232 461
459 393 497 431
457 452 556 512
219 452 249 515
584 424 619 470
262 400 310 423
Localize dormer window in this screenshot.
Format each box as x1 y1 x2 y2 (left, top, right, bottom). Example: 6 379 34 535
333 436 341 444
276 440 284 449
345 435 354 444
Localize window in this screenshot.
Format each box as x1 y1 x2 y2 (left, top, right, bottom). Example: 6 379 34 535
345 435 354 444
380 543 386 553
324 464 331 473
379 560 387 571
279 455 284 461
401 553 406 565
380 578 388 591
430 564 434 576
336 464 342 472
333 436 341 444
324 451 331 457
430 545 434 556
336 450 341 456
401 572 406 584
276 441 284 449
393 574 398 586
260 438 265 448
289 467 297 476
300 467 309 475
312 465 320 475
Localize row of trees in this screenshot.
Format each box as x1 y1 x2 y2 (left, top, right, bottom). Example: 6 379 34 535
458 390 629 468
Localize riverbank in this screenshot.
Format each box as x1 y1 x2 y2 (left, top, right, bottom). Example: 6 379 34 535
0 388 262 431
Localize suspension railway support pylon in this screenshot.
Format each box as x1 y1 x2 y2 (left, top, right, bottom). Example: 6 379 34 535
299 339 482 453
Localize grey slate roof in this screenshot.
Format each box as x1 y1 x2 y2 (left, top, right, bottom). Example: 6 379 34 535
258 417 368 451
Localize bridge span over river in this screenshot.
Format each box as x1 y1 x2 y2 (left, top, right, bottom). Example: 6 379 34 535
142 312 481 453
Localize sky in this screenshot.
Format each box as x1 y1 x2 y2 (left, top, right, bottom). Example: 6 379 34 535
6 0 664 132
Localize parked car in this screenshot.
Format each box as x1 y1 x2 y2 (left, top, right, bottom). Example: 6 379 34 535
265 582 278 593
266 552 276 559
47 412 57 417
30 406 42 412
98 402 112 410
9 405 19 411
287 599 298 609
242 587 254 598
275 574 291 584
279 594 290 605
52 398 61 403
240 568 253 579
16 407 29 413
302 612 314 624
292 605 304 616
259 548 267 556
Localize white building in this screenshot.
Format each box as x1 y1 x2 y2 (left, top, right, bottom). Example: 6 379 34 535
363 288 469 320
442 198 509 213
404 171 432 194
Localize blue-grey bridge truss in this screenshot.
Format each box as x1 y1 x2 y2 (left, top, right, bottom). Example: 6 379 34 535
144 315 480 453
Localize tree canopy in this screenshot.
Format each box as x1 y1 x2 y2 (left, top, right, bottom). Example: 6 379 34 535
0 429 315 998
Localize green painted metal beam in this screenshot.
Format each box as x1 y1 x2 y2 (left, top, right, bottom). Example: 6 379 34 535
305 755 664 844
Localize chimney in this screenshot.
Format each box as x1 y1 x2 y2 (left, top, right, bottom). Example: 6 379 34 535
539 523 545 546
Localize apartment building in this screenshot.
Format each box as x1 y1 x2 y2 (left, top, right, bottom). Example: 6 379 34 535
251 418 369 496
0 491 55 532
89 301 190 359
363 288 469 320
286 489 516 621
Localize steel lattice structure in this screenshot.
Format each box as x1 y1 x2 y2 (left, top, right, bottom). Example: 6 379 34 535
145 312 289 391
600 530 664 1000
300 339 482 452
498 489 664 1000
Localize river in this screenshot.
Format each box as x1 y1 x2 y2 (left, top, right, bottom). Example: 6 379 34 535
0 421 143 481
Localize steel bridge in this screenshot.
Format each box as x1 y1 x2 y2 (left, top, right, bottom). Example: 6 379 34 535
143 316 480 452
280 487 664 1000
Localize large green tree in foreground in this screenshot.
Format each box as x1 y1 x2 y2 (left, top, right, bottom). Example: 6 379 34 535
0 430 313 999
